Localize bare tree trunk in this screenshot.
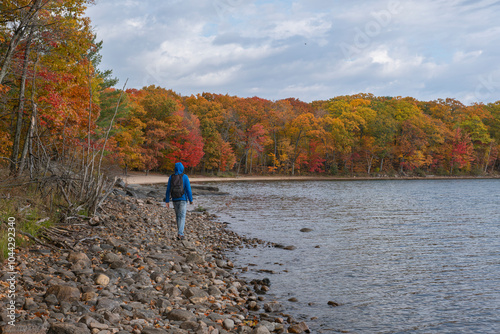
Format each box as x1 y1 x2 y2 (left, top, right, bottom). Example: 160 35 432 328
366 152 374 174
10 28 34 174
98 79 128 171
19 103 37 176
244 149 249 174
237 154 245 175
87 60 94 176
0 0 44 84
484 142 493 173
60 117 69 160
80 61 93 196
273 131 277 172
291 130 304 176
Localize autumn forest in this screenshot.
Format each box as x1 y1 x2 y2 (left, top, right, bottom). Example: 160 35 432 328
2 0 500 180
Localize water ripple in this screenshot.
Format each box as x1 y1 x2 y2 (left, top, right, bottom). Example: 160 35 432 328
196 179 500 333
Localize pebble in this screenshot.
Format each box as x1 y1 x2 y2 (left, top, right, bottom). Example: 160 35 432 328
0 191 312 333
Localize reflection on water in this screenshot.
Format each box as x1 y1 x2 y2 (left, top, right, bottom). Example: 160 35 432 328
196 179 500 333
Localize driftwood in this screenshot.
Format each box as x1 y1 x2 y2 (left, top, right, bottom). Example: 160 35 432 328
35 217 50 225
21 217 103 252
74 235 103 247
66 215 92 221
20 230 59 251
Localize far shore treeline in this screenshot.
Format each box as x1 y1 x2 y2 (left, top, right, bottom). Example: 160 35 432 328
96 89 500 177
1 1 500 179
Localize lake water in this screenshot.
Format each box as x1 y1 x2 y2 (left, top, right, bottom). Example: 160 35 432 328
195 179 500 333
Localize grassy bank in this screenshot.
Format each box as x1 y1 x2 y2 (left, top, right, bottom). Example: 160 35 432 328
0 180 56 261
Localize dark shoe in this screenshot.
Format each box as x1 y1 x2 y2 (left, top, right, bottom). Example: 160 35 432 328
179 235 185 240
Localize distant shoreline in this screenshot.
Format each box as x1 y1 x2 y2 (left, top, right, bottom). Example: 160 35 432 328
123 172 500 185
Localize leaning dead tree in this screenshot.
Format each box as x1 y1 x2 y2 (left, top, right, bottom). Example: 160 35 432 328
30 79 129 218
4 73 128 222
1 1 126 253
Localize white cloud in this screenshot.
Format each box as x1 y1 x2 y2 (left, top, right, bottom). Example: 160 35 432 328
270 16 332 44
86 0 500 104
452 50 483 63
369 49 393 65
124 17 147 29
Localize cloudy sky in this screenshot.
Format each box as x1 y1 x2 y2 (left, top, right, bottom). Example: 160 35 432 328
86 0 500 104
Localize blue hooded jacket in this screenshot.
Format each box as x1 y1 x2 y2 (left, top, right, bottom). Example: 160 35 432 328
165 162 193 203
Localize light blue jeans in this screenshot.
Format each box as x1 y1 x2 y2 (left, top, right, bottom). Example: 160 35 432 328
173 201 187 236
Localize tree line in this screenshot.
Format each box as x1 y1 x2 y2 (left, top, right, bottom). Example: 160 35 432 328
99 87 500 176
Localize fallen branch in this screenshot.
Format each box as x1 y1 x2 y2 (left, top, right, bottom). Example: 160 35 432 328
19 204 31 212
20 230 59 251
74 235 103 247
35 217 50 225
65 215 91 220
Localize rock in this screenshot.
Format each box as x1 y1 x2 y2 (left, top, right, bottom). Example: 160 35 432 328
44 293 59 305
45 285 81 302
250 326 271 334
102 252 122 264
288 322 310 333
68 252 92 268
89 322 109 330
94 273 110 286
186 252 205 264
208 286 222 297
184 287 209 304
164 286 182 298
165 309 196 322
141 329 169 334
288 297 298 302
47 322 91 334
247 300 259 310
82 291 98 301
179 321 199 330
283 245 296 250
96 298 120 311
193 321 209 333
259 321 276 332
223 319 235 331
327 300 340 307
103 310 121 324
24 297 38 310
1 319 47 334
299 228 313 232
263 301 283 313
78 315 99 326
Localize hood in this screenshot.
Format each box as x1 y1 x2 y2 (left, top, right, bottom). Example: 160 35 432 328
174 162 184 175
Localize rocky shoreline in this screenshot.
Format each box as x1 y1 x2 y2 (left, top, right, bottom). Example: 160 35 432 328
0 186 311 334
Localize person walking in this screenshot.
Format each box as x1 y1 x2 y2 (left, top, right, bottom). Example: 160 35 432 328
164 162 193 240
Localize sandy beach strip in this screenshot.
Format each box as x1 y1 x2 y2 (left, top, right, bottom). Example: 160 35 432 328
124 173 329 185
122 172 498 185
